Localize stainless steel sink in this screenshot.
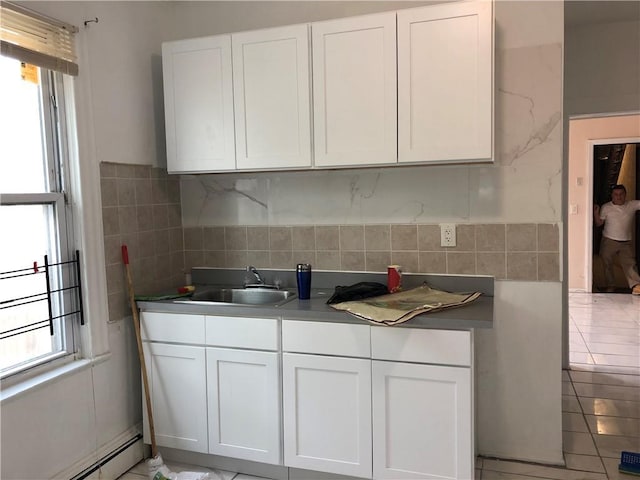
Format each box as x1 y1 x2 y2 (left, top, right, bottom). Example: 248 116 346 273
182 287 296 306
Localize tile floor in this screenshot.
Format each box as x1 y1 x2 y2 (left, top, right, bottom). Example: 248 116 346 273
120 292 639 480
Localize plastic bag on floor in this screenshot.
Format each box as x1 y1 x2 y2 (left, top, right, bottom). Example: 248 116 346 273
147 454 221 480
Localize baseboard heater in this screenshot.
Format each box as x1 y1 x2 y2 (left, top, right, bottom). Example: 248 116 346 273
70 433 143 480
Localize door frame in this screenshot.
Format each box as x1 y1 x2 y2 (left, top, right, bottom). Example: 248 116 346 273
584 137 640 292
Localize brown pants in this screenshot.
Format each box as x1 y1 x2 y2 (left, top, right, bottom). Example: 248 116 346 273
600 236 640 288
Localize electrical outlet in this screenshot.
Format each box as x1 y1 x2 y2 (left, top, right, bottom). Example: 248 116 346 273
440 223 456 247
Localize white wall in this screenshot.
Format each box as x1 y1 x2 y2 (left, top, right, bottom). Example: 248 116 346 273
565 19 640 116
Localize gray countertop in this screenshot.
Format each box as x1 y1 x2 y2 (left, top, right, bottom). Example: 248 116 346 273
137 269 494 330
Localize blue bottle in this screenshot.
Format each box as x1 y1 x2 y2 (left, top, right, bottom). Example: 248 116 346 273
296 264 312 300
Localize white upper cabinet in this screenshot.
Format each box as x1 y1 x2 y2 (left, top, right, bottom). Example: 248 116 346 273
162 35 235 173
312 12 397 167
398 1 493 164
161 0 494 173
232 24 312 170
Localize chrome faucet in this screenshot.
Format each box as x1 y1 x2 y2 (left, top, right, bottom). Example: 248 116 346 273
245 265 266 286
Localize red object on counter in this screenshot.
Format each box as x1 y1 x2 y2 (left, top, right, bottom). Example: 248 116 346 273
387 265 402 293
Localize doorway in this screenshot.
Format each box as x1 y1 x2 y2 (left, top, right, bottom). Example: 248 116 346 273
566 114 640 293
591 143 640 293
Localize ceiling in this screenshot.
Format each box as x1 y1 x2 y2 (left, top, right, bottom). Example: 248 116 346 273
565 0 640 28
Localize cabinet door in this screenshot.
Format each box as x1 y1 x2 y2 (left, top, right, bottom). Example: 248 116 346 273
142 343 208 453
232 24 312 170
282 353 372 478
206 348 281 464
372 361 472 480
312 12 397 167
398 1 493 164
162 35 235 173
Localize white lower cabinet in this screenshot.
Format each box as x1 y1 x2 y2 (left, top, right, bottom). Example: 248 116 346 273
207 347 281 464
372 361 472 480
142 342 208 453
282 353 372 478
141 312 474 479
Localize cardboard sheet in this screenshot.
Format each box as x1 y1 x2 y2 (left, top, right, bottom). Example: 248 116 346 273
329 283 482 326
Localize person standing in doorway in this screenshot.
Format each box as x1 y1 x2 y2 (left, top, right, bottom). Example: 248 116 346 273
594 184 640 295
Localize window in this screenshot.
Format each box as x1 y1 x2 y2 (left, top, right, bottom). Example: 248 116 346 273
0 24 79 377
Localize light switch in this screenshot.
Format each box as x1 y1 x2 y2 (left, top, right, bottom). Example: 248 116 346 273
576 177 583 186
569 204 578 214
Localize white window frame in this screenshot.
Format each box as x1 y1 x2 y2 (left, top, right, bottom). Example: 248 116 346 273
0 63 79 380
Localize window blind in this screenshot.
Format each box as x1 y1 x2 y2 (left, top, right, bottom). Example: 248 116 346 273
0 1 78 75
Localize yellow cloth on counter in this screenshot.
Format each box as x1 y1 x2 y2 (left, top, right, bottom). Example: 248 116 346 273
329 282 481 326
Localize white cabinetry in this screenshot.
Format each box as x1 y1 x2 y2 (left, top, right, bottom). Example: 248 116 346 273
140 312 281 463
207 348 280 464
232 25 312 170
311 12 397 167
162 1 494 173
398 1 493 164
140 312 208 453
205 315 281 464
371 327 473 480
372 362 471 479
141 311 475 479
162 36 235 173
282 321 372 478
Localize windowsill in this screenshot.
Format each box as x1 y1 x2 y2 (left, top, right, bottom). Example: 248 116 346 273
0 352 111 404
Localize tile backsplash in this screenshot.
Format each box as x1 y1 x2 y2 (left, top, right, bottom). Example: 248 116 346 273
100 162 184 321
100 162 561 321
182 222 560 282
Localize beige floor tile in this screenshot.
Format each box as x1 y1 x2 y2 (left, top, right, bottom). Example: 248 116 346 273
562 381 575 396
586 414 640 437
591 354 640 368
481 458 607 479
572 318 640 329
570 352 594 365
587 343 640 356
563 412 590 433
575 364 640 376
562 431 598 455
569 335 589 352
573 383 640 402
580 333 640 345
569 371 640 388
563 453 605 473
593 434 640 458
576 326 640 336
563 395 582 413
579 397 640 418
602 456 640 480
117 473 147 480
481 471 543 479
127 460 147 475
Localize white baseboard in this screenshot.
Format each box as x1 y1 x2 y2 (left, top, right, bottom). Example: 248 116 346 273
55 425 144 480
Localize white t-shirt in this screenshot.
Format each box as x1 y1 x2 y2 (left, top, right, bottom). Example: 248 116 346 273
600 199 640 241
